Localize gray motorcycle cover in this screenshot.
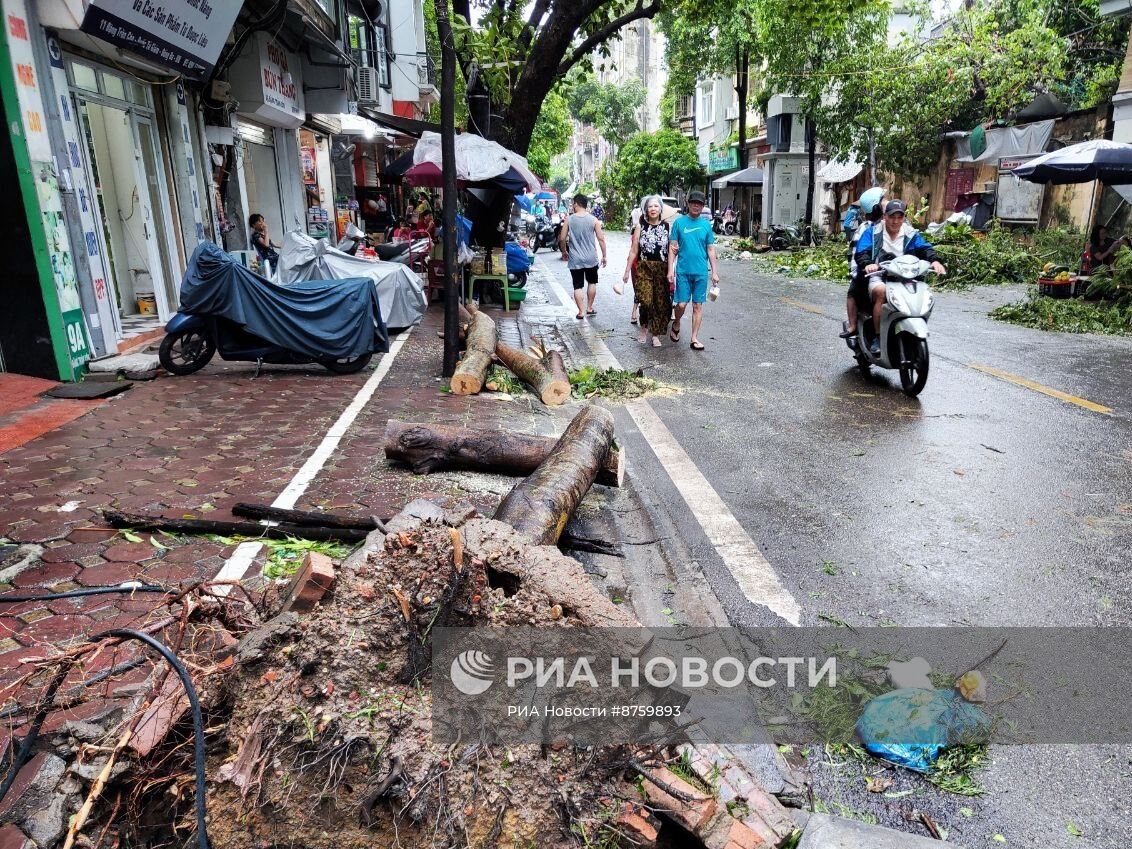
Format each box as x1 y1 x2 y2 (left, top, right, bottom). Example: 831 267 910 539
276 231 427 330
178 242 389 360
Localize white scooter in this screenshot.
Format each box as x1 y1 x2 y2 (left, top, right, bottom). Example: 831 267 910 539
843 254 936 397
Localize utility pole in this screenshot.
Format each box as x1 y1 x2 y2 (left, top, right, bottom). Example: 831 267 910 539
434 0 459 377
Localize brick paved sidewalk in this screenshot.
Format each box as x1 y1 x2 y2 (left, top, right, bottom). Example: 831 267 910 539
0 283 587 728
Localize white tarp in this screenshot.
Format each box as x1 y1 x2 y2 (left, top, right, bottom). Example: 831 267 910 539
954 120 1054 163
414 132 541 192
276 232 427 330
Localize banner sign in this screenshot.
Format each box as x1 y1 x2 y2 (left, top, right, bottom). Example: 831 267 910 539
80 0 241 80
708 145 738 174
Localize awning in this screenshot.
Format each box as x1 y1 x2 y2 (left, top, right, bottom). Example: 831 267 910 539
713 166 764 188
816 159 863 183
357 106 442 139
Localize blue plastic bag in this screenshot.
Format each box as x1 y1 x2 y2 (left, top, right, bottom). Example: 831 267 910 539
505 242 534 274
855 688 990 773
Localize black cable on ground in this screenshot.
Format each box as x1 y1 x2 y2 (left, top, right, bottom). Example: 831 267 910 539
0 630 210 849
0 657 148 721
0 583 173 604
92 629 210 849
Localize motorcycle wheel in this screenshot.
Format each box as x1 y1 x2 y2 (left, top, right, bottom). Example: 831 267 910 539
158 329 215 375
322 353 373 374
899 338 929 396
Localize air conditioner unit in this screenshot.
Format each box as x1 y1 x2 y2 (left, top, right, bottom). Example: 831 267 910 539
725 105 739 121
357 66 380 105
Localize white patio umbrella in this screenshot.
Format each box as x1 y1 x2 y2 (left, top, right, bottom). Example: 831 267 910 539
1011 139 1132 185
413 132 541 192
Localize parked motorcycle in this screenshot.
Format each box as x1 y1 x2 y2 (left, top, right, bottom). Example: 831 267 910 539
531 214 561 253
713 212 737 236
768 223 801 250
158 243 387 377
842 254 935 397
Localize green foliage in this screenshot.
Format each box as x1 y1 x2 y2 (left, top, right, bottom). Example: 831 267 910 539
569 366 661 400
565 68 646 142
822 0 1131 178
526 89 571 178
549 158 572 194
991 292 1132 335
933 223 1082 289
604 129 704 201
763 244 850 281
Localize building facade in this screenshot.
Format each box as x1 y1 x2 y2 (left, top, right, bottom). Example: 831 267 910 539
0 0 436 382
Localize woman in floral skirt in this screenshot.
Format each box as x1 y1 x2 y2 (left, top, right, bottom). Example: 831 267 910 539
622 196 672 347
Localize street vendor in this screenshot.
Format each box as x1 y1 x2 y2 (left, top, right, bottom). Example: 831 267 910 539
1084 224 1130 272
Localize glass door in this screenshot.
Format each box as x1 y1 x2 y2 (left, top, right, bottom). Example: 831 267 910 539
132 114 179 316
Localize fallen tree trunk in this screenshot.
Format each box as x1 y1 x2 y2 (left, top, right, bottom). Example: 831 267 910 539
102 510 369 543
493 405 615 545
450 311 496 394
231 503 377 531
495 342 570 406
383 419 624 487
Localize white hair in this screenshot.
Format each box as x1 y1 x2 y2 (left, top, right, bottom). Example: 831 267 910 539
640 195 664 223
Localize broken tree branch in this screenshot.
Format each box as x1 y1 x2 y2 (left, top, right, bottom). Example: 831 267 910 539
102 510 369 543
493 406 615 545
384 419 624 487
232 503 377 531
495 341 570 405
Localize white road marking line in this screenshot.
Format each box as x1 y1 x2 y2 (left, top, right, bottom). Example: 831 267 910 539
539 260 802 624
213 330 412 589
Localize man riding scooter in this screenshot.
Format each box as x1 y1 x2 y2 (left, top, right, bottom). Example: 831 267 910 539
853 200 946 355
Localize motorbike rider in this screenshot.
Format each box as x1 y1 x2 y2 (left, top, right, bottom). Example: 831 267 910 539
854 200 946 355
841 188 885 341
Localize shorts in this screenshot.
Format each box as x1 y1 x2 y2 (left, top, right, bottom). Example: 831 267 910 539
867 274 887 296
674 272 709 304
847 271 870 308
570 266 598 289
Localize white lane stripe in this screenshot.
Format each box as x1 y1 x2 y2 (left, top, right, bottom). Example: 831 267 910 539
539 262 801 624
213 330 412 589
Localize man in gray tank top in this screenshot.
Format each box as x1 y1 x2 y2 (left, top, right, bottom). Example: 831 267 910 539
559 194 607 319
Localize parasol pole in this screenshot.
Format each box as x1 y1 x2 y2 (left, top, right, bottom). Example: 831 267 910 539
434 0 460 378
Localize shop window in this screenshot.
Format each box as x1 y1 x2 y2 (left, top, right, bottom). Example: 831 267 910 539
70 62 97 93
100 72 126 101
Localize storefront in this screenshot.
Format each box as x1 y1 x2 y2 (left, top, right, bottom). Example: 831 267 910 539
219 32 307 257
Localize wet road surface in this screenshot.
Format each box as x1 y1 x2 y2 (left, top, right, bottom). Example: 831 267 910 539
539 230 1132 848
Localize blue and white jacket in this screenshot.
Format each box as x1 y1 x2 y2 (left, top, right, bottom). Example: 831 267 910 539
853 221 938 270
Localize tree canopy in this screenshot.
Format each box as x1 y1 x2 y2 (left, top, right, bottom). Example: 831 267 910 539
449 0 663 154
565 69 647 143
599 129 705 208
526 89 572 177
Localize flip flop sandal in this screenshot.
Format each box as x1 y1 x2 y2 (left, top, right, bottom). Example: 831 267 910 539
587 309 597 316
670 326 681 342
690 341 705 351
576 313 585 320
839 328 856 338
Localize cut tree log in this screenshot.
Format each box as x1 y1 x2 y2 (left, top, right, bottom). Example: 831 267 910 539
495 341 570 405
102 510 369 543
383 419 624 487
493 405 615 545
451 311 496 394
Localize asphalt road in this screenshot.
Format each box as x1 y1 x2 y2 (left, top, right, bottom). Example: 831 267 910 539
540 229 1132 848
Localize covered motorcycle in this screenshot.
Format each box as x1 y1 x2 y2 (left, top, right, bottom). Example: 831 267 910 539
276 231 427 330
159 242 388 376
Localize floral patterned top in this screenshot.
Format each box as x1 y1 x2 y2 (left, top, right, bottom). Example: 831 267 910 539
637 221 670 262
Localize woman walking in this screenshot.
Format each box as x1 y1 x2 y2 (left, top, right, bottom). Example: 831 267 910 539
622 195 672 347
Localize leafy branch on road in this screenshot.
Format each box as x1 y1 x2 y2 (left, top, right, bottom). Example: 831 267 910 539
568 366 666 401
992 294 1132 335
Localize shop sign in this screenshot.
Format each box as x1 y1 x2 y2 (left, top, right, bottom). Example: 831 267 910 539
709 146 738 174
230 32 306 129
5 1 51 161
80 0 241 80
36 175 90 371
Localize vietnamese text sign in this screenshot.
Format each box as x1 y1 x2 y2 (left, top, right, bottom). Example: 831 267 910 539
80 0 240 79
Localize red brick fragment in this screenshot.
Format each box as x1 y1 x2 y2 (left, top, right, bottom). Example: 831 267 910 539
282 552 335 613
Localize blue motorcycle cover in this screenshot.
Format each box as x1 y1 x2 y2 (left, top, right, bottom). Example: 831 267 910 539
178 243 389 360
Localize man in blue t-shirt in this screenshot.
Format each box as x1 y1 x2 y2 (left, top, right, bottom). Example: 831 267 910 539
667 191 719 350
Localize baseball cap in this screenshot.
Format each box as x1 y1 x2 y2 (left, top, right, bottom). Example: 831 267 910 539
884 200 906 216
688 191 707 205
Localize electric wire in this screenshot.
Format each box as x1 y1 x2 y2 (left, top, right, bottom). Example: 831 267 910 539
0 583 173 604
